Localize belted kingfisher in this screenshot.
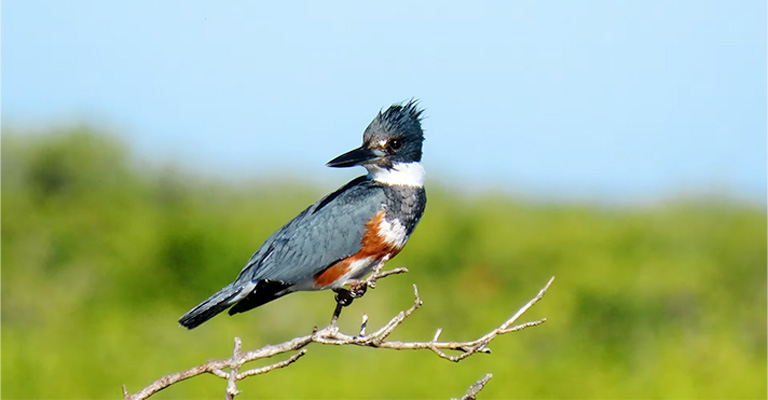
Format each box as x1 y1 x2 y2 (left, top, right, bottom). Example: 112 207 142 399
179 101 427 329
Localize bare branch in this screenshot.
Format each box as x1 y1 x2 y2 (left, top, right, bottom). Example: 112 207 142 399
454 373 493 400
225 337 242 400
371 266 409 282
237 349 308 380
433 327 443 342
359 313 369 336
122 273 555 399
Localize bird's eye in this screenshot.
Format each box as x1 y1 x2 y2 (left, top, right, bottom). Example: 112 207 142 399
388 139 402 151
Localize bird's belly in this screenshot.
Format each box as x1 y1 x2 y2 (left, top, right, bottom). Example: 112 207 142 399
323 256 380 289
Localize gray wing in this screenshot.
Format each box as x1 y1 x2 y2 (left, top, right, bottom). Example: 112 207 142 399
234 176 385 285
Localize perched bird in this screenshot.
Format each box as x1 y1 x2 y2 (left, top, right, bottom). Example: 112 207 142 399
179 101 427 329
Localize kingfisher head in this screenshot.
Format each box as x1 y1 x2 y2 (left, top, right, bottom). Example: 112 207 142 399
327 100 425 186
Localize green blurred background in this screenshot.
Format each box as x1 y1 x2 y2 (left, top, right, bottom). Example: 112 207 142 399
2 128 765 399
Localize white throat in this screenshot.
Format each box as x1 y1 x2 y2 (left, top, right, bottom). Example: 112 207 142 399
366 162 425 187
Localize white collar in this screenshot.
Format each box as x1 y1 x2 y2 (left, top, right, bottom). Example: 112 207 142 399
366 162 425 187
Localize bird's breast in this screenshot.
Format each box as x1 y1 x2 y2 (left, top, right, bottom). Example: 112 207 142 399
313 209 407 289
360 209 408 256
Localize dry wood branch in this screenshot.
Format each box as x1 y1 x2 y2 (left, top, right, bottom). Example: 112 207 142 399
123 274 554 400
225 337 242 400
454 373 493 400
237 349 307 380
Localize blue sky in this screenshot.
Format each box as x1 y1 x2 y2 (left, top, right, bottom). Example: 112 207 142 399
3 1 766 203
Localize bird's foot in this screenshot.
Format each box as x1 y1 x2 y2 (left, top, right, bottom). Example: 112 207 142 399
329 289 352 329
348 280 368 299
328 283 367 329
334 288 354 307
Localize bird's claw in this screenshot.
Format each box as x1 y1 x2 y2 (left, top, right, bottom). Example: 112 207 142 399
349 281 368 298
334 289 354 307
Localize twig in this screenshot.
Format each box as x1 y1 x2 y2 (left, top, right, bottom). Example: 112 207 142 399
225 337 242 400
370 266 409 282
237 349 307 380
454 373 493 400
122 274 555 399
359 314 369 337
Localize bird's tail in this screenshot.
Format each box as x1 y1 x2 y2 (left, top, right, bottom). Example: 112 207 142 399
178 283 243 329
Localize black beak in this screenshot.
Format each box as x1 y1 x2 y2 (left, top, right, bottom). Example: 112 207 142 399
326 146 383 168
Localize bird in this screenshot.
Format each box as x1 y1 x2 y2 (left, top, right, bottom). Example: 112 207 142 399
178 101 427 329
